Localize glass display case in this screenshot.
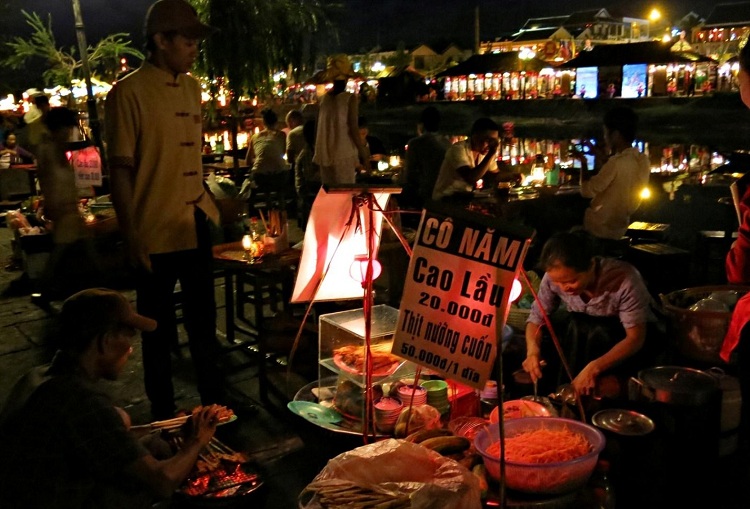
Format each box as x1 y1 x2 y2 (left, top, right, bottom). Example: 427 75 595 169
317 305 416 421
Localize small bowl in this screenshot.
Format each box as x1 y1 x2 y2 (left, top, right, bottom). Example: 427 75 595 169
421 380 448 393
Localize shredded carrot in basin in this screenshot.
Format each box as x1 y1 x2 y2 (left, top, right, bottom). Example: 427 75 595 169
486 427 591 463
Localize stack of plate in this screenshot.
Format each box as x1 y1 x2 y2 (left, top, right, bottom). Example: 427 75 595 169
373 397 403 434
422 380 450 415
396 384 427 406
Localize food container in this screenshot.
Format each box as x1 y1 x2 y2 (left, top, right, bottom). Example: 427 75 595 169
591 409 655 436
659 285 750 364
474 418 605 495
628 366 719 407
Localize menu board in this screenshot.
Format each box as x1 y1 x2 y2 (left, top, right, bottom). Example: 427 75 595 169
392 205 533 389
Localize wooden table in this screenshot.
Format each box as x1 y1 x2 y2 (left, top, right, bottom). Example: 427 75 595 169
212 242 301 403
3 164 37 200
203 161 249 183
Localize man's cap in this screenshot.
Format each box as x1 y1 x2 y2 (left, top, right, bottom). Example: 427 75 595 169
59 289 157 350
145 0 216 39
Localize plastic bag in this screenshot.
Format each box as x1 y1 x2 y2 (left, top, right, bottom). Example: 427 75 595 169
299 439 481 509
393 404 441 438
6 210 31 232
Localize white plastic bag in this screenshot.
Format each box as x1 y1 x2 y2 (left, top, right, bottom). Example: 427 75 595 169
299 439 481 509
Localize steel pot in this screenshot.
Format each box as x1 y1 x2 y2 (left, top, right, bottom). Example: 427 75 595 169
628 366 719 406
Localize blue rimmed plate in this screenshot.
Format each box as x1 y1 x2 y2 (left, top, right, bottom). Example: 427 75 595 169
287 401 343 425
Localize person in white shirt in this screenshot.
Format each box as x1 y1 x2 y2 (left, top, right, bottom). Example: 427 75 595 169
573 107 650 246
431 117 500 201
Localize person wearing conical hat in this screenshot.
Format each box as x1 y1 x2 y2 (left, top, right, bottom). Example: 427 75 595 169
312 54 370 185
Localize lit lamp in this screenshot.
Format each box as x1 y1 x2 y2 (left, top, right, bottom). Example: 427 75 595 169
349 254 382 286
510 278 523 302
388 154 401 168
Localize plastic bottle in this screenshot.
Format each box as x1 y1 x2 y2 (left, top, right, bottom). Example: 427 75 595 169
249 217 263 240
590 459 616 509
479 380 500 419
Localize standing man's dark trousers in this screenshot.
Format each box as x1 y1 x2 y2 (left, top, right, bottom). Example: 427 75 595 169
137 209 224 419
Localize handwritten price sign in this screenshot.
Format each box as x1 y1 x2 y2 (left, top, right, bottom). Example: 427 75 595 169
392 206 533 389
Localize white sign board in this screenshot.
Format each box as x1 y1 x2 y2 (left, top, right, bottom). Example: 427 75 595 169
291 187 395 303
71 146 102 187
392 206 533 389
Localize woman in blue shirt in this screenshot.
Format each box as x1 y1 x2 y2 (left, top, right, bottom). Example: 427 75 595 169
522 231 663 397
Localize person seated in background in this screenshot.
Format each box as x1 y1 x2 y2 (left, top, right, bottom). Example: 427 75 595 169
0 131 35 168
358 115 387 172
285 109 305 170
0 288 223 509
399 106 451 211
572 106 650 255
522 231 664 398
240 107 288 199
294 119 321 230
432 117 500 202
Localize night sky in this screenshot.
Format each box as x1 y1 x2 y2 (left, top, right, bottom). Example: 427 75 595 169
7 0 727 55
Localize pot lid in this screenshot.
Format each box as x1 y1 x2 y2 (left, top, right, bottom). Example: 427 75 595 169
592 409 655 436
638 366 718 394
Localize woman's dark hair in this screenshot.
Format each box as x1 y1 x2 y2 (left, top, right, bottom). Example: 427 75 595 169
538 231 596 273
44 107 78 133
3 130 15 143
261 108 278 128
740 39 750 73
603 106 638 143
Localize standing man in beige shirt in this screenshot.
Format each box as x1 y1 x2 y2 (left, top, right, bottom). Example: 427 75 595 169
106 0 241 419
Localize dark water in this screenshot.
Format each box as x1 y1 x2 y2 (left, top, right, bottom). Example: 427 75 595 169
362 96 750 156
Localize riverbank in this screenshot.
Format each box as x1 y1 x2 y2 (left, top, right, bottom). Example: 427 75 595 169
361 94 750 152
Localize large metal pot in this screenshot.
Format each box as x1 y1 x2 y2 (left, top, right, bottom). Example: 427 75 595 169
628 366 719 407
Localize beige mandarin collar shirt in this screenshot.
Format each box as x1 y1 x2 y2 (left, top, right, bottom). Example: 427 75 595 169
106 61 219 255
